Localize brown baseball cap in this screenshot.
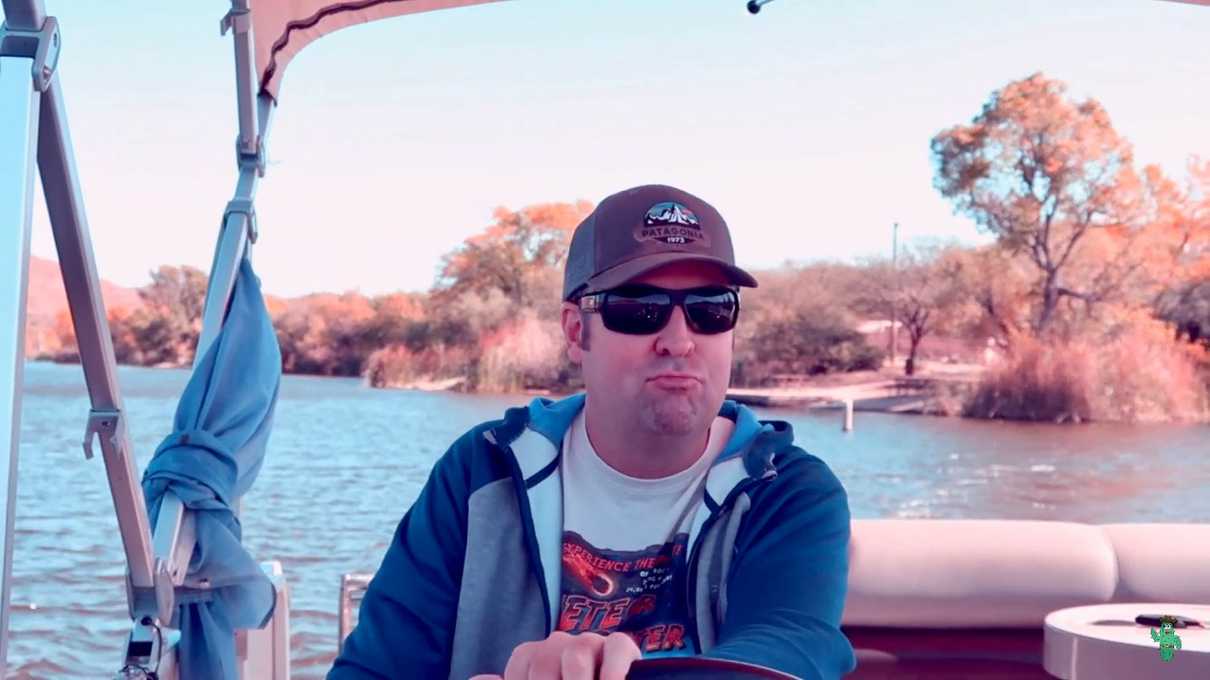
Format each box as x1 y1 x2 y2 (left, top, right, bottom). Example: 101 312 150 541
562 184 759 301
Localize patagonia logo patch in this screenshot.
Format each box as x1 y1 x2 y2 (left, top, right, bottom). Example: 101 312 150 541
635 202 711 247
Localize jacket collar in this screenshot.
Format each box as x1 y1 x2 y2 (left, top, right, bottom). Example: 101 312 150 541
488 392 792 482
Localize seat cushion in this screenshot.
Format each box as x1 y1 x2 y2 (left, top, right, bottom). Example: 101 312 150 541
1103 523 1210 603
843 520 1118 627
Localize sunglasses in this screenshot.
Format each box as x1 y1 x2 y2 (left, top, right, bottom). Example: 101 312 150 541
577 284 740 335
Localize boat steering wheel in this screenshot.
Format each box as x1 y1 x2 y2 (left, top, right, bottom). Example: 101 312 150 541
628 657 800 679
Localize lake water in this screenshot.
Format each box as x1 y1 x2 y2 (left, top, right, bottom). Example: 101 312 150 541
6 361 1209 678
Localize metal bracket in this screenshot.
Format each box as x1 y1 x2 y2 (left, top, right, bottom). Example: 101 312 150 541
224 198 259 243
152 490 201 588
0 15 61 92
236 135 266 178
120 615 164 678
83 408 122 460
219 7 252 36
126 564 175 626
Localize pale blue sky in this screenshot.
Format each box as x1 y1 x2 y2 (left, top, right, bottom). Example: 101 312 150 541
21 0 1210 297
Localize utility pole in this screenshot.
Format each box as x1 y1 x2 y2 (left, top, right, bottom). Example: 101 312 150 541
889 222 899 370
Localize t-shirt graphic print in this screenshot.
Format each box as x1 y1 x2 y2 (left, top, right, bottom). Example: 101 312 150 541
557 530 691 654
557 404 735 658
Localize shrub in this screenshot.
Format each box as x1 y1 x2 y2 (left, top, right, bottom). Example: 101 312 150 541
363 343 474 389
965 321 1210 423
738 311 885 385
1090 320 1210 422
963 335 1095 423
475 311 566 392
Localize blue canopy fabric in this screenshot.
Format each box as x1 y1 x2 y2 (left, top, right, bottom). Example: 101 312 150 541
142 255 281 680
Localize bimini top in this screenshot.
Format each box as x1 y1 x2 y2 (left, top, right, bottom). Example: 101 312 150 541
251 0 506 99
249 0 1210 99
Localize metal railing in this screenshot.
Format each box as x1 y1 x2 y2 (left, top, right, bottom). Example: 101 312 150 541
338 573 373 654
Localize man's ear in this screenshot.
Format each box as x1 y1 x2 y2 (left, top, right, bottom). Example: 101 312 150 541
561 303 585 364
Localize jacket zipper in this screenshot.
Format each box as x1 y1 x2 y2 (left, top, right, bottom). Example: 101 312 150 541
683 513 717 650
684 477 767 651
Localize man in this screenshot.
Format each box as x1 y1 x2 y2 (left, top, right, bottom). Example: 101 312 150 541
329 185 856 680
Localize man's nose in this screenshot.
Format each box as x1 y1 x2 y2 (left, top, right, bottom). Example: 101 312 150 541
654 307 695 356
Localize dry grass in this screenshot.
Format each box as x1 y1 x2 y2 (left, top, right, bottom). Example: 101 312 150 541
364 311 569 393
476 312 566 392
965 323 1210 423
364 344 475 389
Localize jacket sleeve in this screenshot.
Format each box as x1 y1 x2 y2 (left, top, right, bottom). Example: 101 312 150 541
327 434 474 679
704 453 857 680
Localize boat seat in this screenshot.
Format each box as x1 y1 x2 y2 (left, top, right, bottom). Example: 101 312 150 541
841 519 1210 677
336 520 1210 677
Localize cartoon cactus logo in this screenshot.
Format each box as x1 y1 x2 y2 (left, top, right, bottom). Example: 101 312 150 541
1149 615 1182 662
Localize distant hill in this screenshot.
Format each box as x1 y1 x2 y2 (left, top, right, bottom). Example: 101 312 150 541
24 255 142 358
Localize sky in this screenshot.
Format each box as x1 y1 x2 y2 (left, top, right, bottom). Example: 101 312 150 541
18 0 1210 298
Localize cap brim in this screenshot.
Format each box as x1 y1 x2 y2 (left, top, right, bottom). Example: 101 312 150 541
583 253 759 295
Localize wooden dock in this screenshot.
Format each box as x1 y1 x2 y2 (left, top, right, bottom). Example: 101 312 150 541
726 377 935 411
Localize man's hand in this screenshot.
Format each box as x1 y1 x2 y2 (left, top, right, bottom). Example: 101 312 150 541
469 630 642 680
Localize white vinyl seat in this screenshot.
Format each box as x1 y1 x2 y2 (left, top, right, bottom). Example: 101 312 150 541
841 519 1210 678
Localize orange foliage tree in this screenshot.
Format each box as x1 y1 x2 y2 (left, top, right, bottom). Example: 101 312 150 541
436 201 592 313
365 201 593 390
932 73 1146 336
1152 157 1210 342
105 265 207 366
273 292 377 375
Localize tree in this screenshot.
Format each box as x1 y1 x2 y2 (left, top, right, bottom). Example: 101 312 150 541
1151 157 1210 343
733 263 880 384
139 265 207 322
358 292 425 348
112 265 208 366
857 245 978 375
745 311 883 380
273 292 376 375
107 306 142 364
932 73 1144 335
436 201 592 310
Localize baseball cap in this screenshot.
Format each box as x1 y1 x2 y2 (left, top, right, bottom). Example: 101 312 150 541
562 184 759 301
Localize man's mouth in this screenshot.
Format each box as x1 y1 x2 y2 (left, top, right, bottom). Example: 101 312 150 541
649 374 701 388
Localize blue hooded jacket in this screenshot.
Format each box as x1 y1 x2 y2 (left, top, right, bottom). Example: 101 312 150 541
329 394 856 679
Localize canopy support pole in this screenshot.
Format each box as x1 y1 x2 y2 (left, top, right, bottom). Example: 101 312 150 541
221 0 261 162
196 94 274 365
145 3 278 676
2 0 165 673
0 29 42 679
152 12 276 589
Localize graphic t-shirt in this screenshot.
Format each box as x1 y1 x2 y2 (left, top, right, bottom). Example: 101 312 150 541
557 407 734 656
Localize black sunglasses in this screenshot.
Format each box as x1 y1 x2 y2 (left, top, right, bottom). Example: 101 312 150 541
577 284 740 335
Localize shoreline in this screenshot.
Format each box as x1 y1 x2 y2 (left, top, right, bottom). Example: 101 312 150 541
32 357 973 416
28 358 1208 423
725 364 984 416
725 380 951 416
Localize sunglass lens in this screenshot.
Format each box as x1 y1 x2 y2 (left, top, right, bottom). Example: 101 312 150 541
685 290 739 334
601 290 672 334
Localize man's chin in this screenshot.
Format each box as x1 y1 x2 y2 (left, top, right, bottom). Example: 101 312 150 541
641 399 702 436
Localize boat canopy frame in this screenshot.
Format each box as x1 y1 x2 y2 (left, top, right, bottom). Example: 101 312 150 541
0 0 273 673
